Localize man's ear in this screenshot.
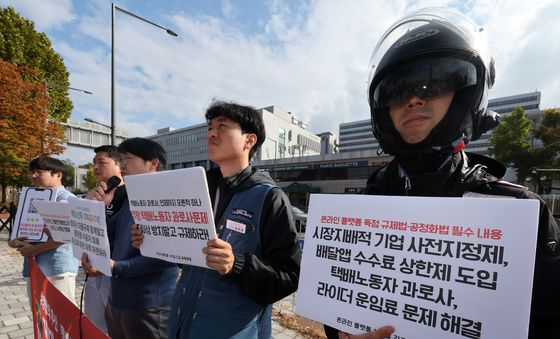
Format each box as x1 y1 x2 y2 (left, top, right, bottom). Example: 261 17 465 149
51 171 64 185
245 134 257 150
150 158 160 171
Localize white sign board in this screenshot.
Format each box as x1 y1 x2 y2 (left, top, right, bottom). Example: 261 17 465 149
33 200 71 243
296 194 539 339
68 197 112 276
124 167 217 268
11 187 57 242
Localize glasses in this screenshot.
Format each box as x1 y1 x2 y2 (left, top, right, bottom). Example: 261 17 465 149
120 154 142 162
28 169 53 176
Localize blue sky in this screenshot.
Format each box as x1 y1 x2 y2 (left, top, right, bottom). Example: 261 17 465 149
2 0 559 164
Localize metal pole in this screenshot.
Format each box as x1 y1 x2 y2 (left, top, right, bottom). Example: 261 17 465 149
111 3 116 146
110 3 177 146
113 5 178 36
45 83 92 94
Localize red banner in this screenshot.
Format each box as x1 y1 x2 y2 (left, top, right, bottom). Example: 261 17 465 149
29 258 109 339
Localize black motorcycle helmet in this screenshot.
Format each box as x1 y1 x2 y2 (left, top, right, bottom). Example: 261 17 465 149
367 7 500 156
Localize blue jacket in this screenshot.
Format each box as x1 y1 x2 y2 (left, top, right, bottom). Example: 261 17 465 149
169 180 281 339
108 200 179 309
23 186 79 277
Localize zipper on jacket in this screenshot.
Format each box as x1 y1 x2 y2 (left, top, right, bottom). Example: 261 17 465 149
404 176 411 196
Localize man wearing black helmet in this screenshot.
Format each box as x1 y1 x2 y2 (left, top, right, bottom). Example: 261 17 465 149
325 7 560 339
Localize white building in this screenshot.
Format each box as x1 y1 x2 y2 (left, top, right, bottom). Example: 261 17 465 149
338 119 379 153
147 105 322 170
149 124 210 170
258 106 321 160
317 131 338 154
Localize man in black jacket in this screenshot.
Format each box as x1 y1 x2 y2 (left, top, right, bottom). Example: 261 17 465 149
326 7 560 339
133 101 301 338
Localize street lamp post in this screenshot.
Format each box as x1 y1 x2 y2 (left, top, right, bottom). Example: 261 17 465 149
46 83 93 95
111 3 178 145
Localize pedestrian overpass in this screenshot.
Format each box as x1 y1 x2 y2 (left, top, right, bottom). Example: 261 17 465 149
62 119 128 148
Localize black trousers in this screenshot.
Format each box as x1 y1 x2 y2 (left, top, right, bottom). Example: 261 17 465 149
105 303 171 339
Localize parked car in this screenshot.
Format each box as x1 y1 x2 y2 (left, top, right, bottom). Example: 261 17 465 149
292 206 307 251
292 206 307 234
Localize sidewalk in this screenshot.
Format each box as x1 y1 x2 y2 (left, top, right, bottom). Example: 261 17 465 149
0 233 33 339
0 232 310 338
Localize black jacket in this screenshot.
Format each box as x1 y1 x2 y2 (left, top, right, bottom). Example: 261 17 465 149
207 165 301 305
366 151 560 339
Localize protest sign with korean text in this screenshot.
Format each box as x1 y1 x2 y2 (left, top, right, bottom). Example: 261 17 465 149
124 167 216 267
296 194 539 339
68 197 111 276
10 187 57 242
33 200 71 243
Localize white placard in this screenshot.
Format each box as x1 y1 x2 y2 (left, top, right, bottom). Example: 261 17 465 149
68 197 112 276
124 167 217 268
11 187 57 242
33 200 71 243
296 194 539 339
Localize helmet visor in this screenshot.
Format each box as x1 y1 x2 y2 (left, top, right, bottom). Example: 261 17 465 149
373 57 477 108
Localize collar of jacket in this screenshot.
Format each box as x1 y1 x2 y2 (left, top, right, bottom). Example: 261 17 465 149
366 151 506 197
219 166 253 187
209 165 275 194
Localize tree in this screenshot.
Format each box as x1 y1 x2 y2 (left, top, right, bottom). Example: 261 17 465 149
62 159 75 188
83 166 98 190
489 107 534 181
0 60 65 203
490 106 560 184
0 6 72 122
534 109 560 151
533 108 560 189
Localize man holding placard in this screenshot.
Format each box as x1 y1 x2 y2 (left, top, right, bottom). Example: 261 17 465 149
84 144 125 333
92 145 126 218
322 7 560 339
83 138 178 339
132 101 301 338
8 156 79 305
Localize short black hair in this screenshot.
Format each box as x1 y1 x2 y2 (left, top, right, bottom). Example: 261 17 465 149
205 101 266 160
94 145 121 163
29 156 66 180
117 138 167 171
